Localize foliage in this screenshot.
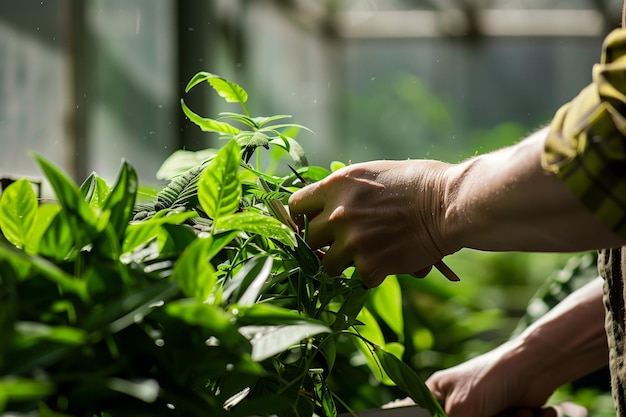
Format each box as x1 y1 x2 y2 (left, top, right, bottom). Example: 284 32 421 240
0 72 446 417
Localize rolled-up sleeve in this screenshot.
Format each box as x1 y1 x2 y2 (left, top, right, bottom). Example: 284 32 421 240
542 29 626 238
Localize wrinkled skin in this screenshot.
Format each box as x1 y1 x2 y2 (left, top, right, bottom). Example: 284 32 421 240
288 160 454 287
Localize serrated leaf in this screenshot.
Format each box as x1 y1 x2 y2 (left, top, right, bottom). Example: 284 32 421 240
181 99 240 135
185 72 249 104
198 139 242 220
156 164 205 211
0 179 38 249
215 211 296 248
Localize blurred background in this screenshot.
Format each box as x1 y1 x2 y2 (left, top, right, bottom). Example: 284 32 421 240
0 0 620 413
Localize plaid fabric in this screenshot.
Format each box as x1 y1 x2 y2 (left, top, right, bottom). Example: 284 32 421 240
542 29 626 238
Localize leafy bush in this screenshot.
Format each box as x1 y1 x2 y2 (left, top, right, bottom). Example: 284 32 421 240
0 73 445 417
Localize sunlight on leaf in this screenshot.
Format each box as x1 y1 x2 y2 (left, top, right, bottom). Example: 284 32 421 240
0 179 37 249
198 139 242 220
181 99 241 135
172 237 218 302
185 72 248 104
238 323 329 362
215 211 296 249
80 172 111 209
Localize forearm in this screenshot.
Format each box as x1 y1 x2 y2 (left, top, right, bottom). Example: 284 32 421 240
443 127 625 253
514 276 607 390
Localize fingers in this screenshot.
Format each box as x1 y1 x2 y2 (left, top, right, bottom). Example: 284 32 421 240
288 181 325 230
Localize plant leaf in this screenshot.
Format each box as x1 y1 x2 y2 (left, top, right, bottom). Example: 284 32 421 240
185 72 249 104
181 99 241 135
172 237 218 302
0 377 54 402
0 179 38 249
156 164 206 211
269 136 308 167
33 154 99 242
312 371 337 417
102 160 138 241
24 204 60 255
371 275 404 341
374 346 447 417
156 149 217 181
80 172 111 209
0 241 87 298
238 323 329 362
238 257 273 306
123 210 198 253
198 139 242 220
235 131 270 149
215 211 296 249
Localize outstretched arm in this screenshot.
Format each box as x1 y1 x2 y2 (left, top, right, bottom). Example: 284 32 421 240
288 127 624 287
425 276 607 417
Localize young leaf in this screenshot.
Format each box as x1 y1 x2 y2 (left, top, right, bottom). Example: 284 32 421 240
198 139 242 220
80 172 111 209
181 99 241 136
33 154 99 239
185 72 249 105
0 179 38 249
374 346 447 417
102 160 138 241
214 211 296 249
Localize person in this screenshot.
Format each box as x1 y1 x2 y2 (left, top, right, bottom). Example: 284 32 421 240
288 15 626 417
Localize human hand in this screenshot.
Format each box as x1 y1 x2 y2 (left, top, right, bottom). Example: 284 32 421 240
425 341 563 417
288 160 457 287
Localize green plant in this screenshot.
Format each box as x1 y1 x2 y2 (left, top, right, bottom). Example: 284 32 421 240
0 72 445 417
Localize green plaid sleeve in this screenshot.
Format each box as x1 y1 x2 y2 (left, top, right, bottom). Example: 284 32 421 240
542 29 626 238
